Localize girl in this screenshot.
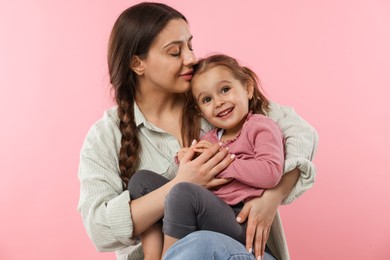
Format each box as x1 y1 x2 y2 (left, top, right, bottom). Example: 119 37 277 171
161 54 284 258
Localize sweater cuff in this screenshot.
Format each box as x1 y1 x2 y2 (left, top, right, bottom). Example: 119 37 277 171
106 190 136 245
281 157 316 205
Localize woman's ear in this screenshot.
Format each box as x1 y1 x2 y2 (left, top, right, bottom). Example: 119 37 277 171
130 55 145 75
246 80 255 100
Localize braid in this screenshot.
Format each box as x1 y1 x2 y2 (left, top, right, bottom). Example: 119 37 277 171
107 3 187 189
117 97 140 189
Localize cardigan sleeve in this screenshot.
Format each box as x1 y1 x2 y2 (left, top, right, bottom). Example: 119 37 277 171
266 102 319 204
77 112 136 252
219 116 284 189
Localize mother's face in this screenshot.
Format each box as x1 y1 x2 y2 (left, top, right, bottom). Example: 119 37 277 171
133 19 197 94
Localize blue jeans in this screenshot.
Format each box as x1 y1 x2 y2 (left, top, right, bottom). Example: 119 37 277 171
163 230 276 260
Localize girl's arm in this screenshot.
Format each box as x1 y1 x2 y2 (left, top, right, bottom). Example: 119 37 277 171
218 116 284 189
237 102 318 259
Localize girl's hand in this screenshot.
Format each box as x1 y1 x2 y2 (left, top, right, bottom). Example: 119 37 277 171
174 140 234 189
177 140 213 163
236 192 281 260
176 147 191 163
192 140 213 154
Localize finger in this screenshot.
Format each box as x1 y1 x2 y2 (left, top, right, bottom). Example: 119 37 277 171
179 147 195 163
236 202 251 224
261 227 271 257
207 152 235 177
193 147 207 153
254 227 264 260
206 177 232 189
245 220 255 254
193 142 209 150
190 139 198 147
194 142 222 164
197 140 213 148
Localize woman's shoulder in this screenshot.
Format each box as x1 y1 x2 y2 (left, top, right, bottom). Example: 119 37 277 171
83 106 121 147
91 106 119 131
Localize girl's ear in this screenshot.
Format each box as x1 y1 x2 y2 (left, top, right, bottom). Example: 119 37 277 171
130 55 145 75
246 80 255 100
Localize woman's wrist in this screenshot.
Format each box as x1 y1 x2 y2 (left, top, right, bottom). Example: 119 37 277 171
263 168 300 203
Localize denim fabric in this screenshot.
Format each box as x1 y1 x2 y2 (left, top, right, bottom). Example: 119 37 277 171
163 230 276 260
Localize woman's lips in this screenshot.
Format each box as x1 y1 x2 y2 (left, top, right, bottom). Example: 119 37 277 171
180 70 193 81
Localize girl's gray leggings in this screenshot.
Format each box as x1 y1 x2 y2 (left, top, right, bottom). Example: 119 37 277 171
128 170 275 258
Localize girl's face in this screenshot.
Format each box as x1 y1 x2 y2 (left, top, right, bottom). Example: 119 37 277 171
191 65 254 137
134 19 197 94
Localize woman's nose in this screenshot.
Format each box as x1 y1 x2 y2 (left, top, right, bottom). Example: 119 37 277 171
183 49 197 66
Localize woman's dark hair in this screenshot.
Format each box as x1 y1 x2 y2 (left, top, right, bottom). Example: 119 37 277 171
108 2 186 189
181 54 269 147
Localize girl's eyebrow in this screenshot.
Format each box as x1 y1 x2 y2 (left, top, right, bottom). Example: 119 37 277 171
218 80 232 84
196 91 206 102
163 36 193 49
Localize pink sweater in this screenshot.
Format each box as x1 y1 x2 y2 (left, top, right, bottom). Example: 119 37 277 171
201 113 285 205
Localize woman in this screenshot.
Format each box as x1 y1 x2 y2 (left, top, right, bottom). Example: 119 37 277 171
77 2 318 260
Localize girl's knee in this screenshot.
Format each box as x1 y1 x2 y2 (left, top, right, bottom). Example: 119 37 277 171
127 170 161 199
167 182 202 202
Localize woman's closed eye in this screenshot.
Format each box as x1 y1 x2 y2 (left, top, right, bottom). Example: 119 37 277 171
170 50 181 57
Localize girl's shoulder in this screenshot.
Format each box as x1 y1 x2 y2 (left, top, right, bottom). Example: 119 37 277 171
245 113 282 134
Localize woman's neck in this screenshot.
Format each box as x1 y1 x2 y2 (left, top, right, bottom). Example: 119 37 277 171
135 91 186 145
136 91 184 119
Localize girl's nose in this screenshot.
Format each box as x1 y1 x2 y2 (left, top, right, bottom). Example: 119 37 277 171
215 98 225 108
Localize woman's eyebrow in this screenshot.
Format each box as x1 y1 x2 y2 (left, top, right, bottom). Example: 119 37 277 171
163 36 193 49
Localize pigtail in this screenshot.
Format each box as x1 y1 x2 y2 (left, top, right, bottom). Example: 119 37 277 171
242 66 269 115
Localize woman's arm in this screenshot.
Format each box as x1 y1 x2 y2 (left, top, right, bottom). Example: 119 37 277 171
78 115 234 251
131 141 234 236
266 102 318 203
238 102 318 259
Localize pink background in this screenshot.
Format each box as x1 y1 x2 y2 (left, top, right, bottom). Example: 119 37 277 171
1 1 389 259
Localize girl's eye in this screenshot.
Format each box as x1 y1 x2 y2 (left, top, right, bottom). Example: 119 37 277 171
221 86 230 93
202 97 211 104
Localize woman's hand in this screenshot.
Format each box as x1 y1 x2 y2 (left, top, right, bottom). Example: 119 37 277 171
237 194 279 260
174 140 234 189
237 169 301 259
